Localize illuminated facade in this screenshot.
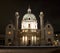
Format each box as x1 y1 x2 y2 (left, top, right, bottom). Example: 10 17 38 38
21 8 37 30
20 7 39 46
5 24 15 46
5 7 54 46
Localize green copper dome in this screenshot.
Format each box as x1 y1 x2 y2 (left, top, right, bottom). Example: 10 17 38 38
23 7 36 21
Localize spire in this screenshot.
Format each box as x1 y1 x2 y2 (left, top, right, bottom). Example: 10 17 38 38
27 5 31 13
46 20 50 24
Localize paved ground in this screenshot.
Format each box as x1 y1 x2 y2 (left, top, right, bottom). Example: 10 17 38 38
0 46 60 53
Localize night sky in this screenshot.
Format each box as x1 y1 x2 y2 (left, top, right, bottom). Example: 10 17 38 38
0 0 60 34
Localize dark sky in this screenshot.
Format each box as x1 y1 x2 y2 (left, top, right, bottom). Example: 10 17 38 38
0 0 60 34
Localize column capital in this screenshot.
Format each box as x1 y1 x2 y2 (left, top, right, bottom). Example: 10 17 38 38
39 11 44 17
15 12 20 18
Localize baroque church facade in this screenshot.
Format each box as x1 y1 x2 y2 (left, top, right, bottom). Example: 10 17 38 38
5 7 54 46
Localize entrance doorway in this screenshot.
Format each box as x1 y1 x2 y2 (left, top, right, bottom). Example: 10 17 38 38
27 40 31 46
28 24 30 28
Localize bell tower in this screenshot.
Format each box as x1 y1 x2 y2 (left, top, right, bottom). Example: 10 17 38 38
39 12 45 45
15 12 19 30
15 12 20 46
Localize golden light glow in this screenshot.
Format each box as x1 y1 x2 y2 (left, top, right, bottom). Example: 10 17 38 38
34 36 36 44
40 12 43 15
25 36 28 45
8 31 11 35
53 40 59 46
32 36 33 40
34 36 36 41
48 31 51 35
22 36 24 44
22 36 28 45
22 30 24 32
21 22 37 30
22 30 28 32
25 30 28 32
32 36 37 45
31 30 36 32
32 36 34 45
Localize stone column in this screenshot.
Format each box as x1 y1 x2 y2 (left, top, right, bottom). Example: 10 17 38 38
14 12 20 46
39 12 45 45
15 12 19 30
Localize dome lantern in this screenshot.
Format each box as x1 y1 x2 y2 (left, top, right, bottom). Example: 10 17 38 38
27 7 31 13
22 6 37 21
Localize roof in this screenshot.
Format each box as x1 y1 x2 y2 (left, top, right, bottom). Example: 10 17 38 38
22 7 37 21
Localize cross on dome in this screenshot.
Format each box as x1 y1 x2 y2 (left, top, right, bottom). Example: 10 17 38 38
27 6 31 13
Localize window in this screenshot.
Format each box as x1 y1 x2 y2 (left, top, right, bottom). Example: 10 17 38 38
29 18 30 20
9 26 11 28
28 24 30 28
8 39 11 42
22 36 28 45
0 40 4 45
31 36 36 45
48 25 50 28
48 31 51 35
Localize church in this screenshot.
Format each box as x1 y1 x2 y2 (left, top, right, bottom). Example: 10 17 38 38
5 7 54 46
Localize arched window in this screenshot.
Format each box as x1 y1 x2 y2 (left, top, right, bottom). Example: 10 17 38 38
8 39 12 46
48 25 50 28
29 18 30 20
9 26 11 28
28 24 30 28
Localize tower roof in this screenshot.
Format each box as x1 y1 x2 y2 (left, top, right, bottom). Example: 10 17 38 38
22 7 37 21
27 7 31 13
